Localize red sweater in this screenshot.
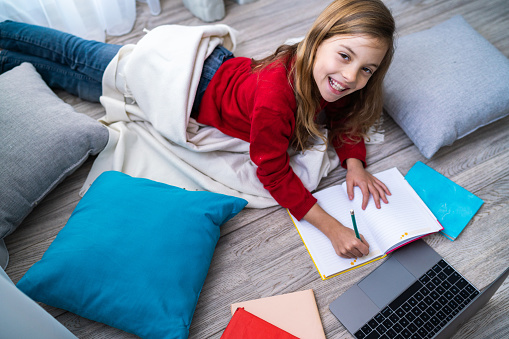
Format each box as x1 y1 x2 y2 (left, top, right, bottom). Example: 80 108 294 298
197 57 366 220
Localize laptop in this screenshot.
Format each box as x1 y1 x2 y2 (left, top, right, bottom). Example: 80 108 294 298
330 239 509 339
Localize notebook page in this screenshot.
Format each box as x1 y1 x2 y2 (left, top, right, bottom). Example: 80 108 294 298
291 185 383 278
342 167 441 253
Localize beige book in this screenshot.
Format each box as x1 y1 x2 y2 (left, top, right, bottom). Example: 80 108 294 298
230 289 325 339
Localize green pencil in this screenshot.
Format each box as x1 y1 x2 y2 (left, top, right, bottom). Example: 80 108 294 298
350 209 361 240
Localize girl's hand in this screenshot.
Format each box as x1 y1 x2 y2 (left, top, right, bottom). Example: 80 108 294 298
345 158 391 210
326 222 370 258
303 204 369 258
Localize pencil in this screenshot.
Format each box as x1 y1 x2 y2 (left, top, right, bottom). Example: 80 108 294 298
350 209 361 240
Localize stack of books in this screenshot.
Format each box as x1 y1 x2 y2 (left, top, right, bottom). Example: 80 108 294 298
221 289 325 339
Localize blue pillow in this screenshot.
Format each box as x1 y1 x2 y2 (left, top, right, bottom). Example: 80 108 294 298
17 171 247 338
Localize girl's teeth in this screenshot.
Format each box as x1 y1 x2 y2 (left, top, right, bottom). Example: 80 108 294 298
329 77 345 91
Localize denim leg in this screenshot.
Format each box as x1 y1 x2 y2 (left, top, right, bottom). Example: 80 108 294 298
192 45 234 115
0 50 103 102
0 20 121 87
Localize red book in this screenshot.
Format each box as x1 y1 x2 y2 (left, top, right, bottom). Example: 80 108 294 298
221 307 299 339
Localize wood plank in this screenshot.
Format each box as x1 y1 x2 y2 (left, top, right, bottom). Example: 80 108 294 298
3 0 509 338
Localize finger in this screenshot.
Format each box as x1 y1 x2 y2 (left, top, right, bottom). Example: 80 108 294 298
369 182 381 209
359 183 370 210
347 242 365 258
337 250 356 259
359 235 370 255
376 183 389 204
375 178 391 196
346 179 355 200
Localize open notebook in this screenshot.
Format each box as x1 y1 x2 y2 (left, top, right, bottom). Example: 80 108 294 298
288 167 443 280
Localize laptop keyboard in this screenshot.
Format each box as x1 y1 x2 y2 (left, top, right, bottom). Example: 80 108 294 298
354 259 480 339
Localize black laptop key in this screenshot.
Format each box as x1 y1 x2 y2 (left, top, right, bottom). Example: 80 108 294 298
354 329 366 338
456 278 468 289
383 318 393 329
401 328 412 338
419 274 430 284
436 311 446 320
375 313 385 323
382 307 392 318
406 312 416 322
365 331 381 339
438 271 447 280
443 264 454 276
387 328 397 337
427 306 436 316
466 284 476 294
399 317 410 327
389 280 423 310
432 264 442 273
414 318 425 329
402 302 412 312
460 289 470 299
393 322 404 333
447 272 460 284
418 327 428 337
454 294 464 304
407 323 418 333
361 324 371 333
412 307 422 317
368 318 378 328
396 307 406 317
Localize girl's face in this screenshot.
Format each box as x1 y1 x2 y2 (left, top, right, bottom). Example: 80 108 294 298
313 35 387 102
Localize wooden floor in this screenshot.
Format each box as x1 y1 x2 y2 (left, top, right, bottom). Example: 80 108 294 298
4 0 509 338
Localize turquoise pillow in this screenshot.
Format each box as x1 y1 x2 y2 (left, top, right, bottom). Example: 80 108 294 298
17 171 247 339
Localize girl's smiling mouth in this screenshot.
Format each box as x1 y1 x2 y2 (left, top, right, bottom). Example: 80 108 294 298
329 76 349 93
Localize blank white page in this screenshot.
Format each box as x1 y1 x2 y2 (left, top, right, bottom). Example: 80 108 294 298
342 167 441 252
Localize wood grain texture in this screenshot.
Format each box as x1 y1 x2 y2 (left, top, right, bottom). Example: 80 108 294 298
3 0 508 338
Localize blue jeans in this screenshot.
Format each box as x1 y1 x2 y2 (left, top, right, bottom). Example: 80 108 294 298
0 20 234 104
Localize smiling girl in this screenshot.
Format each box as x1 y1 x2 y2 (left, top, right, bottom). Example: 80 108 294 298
0 0 395 259
196 0 395 259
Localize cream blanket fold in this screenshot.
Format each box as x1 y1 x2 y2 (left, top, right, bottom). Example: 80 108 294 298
81 24 340 208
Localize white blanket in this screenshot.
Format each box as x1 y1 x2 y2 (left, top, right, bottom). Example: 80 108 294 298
81 24 340 208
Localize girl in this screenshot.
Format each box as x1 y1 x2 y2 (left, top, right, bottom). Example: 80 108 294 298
0 0 395 259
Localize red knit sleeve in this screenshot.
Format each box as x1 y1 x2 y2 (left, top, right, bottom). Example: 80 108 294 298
248 67 316 220
249 105 317 220
333 135 366 168
323 97 367 168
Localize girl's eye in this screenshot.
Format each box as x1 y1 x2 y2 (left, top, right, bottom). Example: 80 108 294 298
339 53 350 61
362 67 373 75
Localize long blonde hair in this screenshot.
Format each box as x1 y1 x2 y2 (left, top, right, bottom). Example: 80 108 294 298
252 0 395 150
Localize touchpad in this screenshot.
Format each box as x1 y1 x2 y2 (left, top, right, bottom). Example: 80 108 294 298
358 256 416 308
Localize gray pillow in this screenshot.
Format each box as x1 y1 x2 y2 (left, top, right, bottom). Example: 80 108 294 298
383 15 509 159
0 63 109 269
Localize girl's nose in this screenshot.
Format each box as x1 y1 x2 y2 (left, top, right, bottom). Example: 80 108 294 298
342 66 357 85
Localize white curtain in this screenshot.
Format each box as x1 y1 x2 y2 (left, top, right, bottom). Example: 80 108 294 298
0 0 136 42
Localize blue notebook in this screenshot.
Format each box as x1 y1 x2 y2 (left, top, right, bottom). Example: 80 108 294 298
405 161 484 241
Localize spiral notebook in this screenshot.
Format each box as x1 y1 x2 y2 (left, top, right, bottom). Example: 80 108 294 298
288 167 443 280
